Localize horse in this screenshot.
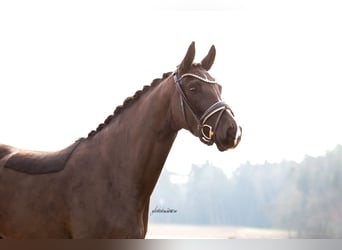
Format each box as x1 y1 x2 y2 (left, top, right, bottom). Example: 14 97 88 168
0 42 242 238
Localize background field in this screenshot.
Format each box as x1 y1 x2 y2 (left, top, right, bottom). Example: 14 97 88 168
146 224 292 239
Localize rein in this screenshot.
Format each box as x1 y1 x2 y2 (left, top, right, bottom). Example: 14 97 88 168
173 70 232 145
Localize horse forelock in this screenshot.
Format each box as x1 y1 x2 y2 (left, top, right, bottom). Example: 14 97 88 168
85 72 173 139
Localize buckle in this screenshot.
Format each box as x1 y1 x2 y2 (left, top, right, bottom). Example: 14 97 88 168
201 124 214 142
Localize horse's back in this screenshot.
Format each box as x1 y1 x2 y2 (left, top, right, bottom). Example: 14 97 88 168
0 144 11 158
0 142 81 238
0 144 17 168
0 141 80 174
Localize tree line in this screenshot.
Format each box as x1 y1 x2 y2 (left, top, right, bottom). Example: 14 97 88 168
149 145 342 238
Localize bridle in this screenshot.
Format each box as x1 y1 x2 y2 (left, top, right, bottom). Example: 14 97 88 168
173 69 234 146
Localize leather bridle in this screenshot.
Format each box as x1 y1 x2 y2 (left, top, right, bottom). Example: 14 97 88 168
173 69 234 146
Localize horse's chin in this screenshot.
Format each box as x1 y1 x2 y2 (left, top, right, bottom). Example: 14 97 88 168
216 143 231 152
215 138 241 152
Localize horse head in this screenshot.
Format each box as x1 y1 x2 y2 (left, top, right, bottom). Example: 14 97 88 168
172 42 242 151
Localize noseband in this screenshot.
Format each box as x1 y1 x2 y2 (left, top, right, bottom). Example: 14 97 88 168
173 70 233 145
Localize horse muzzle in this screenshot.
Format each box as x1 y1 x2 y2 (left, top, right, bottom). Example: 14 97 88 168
215 121 242 152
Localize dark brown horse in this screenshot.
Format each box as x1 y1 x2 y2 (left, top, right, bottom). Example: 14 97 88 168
0 42 242 238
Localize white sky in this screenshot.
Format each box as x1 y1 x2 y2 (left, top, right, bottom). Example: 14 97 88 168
1 1 342 177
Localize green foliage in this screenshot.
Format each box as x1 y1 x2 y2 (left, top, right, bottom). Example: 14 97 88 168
150 145 342 238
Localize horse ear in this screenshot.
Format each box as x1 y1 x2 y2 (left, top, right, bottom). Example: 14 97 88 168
179 42 196 73
201 45 216 71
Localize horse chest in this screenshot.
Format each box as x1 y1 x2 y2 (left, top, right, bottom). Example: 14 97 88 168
68 186 147 238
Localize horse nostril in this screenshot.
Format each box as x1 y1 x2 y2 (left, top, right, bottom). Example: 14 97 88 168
230 122 236 132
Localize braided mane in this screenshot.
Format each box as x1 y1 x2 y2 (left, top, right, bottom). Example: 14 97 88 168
85 72 172 139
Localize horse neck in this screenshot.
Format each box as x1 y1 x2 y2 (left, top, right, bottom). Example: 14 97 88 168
92 76 178 202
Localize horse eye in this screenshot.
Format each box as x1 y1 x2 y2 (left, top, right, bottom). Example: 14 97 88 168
189 87 196 92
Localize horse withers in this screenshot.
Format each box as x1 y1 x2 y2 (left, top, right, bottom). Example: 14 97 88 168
0 42 241 238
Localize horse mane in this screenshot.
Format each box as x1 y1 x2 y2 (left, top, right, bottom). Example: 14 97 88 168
85 72 173 139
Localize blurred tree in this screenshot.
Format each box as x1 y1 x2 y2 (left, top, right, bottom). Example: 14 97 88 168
150 145 342 238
